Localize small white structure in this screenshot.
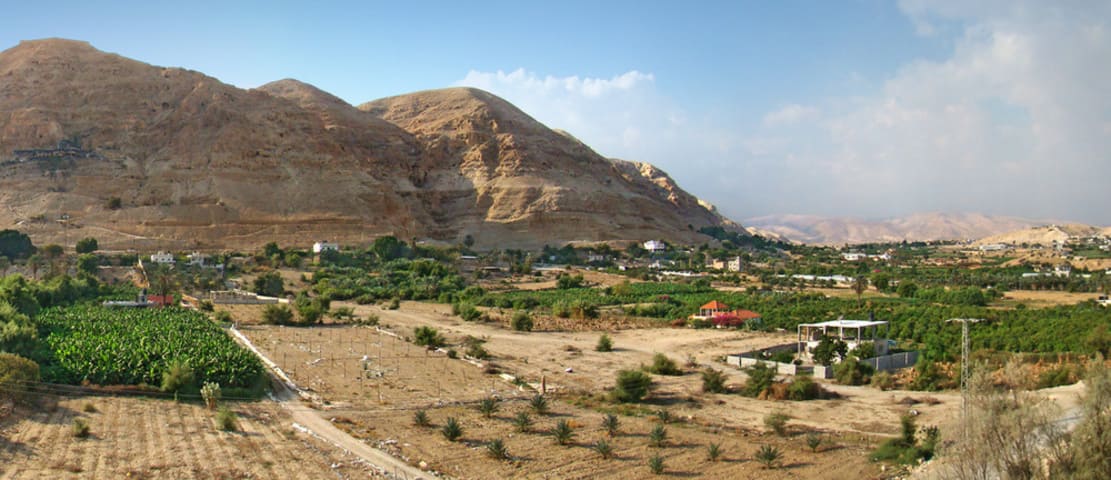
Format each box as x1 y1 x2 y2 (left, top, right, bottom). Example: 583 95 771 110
797 319 889 360
312 241 339 254
841 252 866 261
149 251 174 264
187 252 209 266
979 243 1008 252
643 240 666 252
727 256 743 272
1054 264 1072 278
1098 295 1110 307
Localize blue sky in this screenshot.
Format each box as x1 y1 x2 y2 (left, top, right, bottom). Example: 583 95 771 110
2 1 1109 224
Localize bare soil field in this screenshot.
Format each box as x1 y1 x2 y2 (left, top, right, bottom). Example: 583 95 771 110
998 289 1105 308
226 301 927 479
0 395 376 479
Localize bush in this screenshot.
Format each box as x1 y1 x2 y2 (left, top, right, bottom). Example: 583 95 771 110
0 352 40 404
161 359 195 393
602 413 620 437
1036 365 1075 388
441 417 463 441
806 432 823 452
413 326 445 349
75 237 99 254
456 302 481 321
510 311 533 332
261 304 294 325
201 382 221 410
72 418 90 438
871 371 895 390
593 439 614 459
648 454 665 474
613 369 653 403
786 375 823 400
486 439 510 460
213 310 232 323
707 442 723 461
512 411 532 432
743 362 777 397
413 410 431 427
649 424 667 447
701 368 728 393
252 271 284 297
216 406 238 432
105 196 122 210
552 419 575 446
764 412 789 436
463 336 489 359
529 394 549 414
755 445 782 468
834 356 874 386
596 334 613 352
646 353 681 375
811 335 848 366
477 397 499 418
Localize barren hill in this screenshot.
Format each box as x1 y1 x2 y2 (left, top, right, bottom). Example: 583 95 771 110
744 212 1054 245
974 224 1107 246
0 39 738 250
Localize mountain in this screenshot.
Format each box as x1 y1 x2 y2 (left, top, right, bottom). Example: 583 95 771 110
743 212 1057 245
0 38 739 250
974 224 1108 246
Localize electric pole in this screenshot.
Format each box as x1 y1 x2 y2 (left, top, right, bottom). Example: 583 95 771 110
946 317 983 441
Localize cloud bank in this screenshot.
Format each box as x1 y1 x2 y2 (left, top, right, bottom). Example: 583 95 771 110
458 1 1111 225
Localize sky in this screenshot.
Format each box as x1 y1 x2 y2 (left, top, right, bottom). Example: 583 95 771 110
2 1 1109 225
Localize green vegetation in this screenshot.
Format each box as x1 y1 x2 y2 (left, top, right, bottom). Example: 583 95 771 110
0 352 39 404
755 445 783 469
602 413 620 437
0 230 35 260
413 326 445 349
871 414 938 464
764 412 790 436
216 406 238 432
485 438 510 460
477 397 499 418
36 306 265 392
252 271 284 297
648 454 665 474
595 333 613 352
512 411 532 432
612 369 653 403
441 417 463 441
529 394 549 414
649 424 667 447
261 304 295 325
413 409 431 427
72 418 90 438
510 311 533 331
593 439 614 459
701 367 728 393
74 237 98 254
707 442 723 461
645 353 682 375
552 419 575 446
806 432 823 452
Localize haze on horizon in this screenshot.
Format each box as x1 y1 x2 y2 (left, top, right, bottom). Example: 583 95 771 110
1 1 1108 226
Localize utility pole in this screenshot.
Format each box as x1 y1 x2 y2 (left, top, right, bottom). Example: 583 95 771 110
946 318 983 441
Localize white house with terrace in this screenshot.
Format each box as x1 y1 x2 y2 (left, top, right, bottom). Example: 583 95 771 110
797 318 890 360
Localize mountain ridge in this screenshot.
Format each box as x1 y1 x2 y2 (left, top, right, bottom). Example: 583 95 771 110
744 212 1071 245
0 38 740 250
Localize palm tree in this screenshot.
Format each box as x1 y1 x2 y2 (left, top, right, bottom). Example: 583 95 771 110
852 275 868 305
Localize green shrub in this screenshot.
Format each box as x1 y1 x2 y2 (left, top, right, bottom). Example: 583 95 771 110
161 359 195 393
743 362 777 397
646 353 681 375
755 445 782 469
72 418 90 438
486 438 510 460
764 412 789 436
648 454 665 474
806 432 823 452
786 375 824 400
456 302 481 321
413 409 431 427
834 356 875 386
463 336 489 359
413 326 445 349
529 394 549 414
213 310 232 323
871 371 895 390
1036 365 1075 388
510 311 533 331
441 417 463 441
552 419 575 446
596 334 613 352
613 369 653 403
477 397 499 418
512 411 532 432
602 413 620 437
261 304 294 325
707 442 723 461
216 406 237 432
649 424 667 447
593 439 614 459
0 352 40 404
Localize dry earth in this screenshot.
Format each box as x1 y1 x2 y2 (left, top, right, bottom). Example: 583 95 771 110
0 395 378 479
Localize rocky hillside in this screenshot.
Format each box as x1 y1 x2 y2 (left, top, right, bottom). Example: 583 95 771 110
0 39 739 250
973 224 1108 246
744 212 1057 245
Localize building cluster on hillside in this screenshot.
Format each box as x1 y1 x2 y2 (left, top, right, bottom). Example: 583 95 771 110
146 251 222 269
840 251 892 262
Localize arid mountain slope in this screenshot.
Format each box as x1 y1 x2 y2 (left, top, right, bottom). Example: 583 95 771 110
0 39 738 250
744 212 1056 245
974 224 1108 246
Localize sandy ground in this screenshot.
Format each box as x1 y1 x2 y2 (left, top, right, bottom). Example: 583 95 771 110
998 290 1105 308
0 396 378 479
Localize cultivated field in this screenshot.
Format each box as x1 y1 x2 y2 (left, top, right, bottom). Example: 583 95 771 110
226 301 950 479
0 395 377 479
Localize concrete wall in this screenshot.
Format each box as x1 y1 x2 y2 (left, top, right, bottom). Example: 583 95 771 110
864 351 919 371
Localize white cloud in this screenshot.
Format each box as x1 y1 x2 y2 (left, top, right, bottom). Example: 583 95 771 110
763 104 820 126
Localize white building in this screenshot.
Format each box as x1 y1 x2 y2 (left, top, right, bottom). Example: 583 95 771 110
727 256 743 272
643 240 666 252
312 241 339 254
798 319 890 361
149 252 174 264
841 252 866 261
1054 264 1072 278
979 243 1008 252
187 252 209 266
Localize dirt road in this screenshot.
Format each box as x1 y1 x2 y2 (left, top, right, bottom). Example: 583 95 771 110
229 326 433 480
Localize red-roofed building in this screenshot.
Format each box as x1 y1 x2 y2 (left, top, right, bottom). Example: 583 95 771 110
698 301 730 318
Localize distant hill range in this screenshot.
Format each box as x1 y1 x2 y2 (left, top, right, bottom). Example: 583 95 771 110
743 212 1079 245
974 224 1111 246
0 38 740 251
